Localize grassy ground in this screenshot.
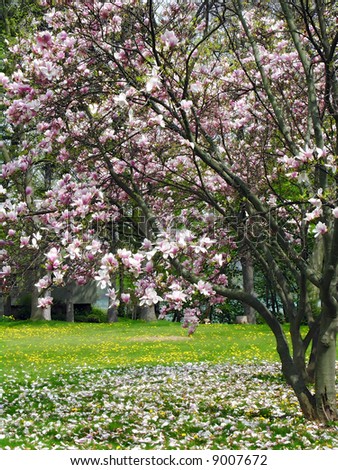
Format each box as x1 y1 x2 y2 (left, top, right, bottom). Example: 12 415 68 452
1 318 278 380
1 318 338 450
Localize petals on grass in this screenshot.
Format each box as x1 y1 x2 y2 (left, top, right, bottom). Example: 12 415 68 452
2 362 338 450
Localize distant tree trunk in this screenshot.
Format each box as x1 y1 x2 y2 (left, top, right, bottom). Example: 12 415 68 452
65 284 74 322
241 251 256 324
138 305 157 321
4 295 11 316
66 300 74 322
30 285 51 320
107 306 118 323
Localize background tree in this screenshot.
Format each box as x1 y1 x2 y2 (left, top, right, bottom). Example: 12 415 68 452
0 0 337 422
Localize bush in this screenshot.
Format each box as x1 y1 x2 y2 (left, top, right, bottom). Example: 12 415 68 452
10 294 31 320
75 306 107 323
211 301 244 324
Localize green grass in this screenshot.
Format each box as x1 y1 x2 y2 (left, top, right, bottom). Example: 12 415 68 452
0 318 278 379
1 319 337 450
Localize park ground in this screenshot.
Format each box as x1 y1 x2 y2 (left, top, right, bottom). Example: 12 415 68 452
1 319 338 450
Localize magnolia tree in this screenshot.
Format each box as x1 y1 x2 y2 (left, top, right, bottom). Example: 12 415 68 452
0 0 337 422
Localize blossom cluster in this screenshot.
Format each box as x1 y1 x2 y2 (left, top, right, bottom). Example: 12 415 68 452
0 0 337 335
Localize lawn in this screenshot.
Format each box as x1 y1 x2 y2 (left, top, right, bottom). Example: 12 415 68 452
1 318 278 379
1 318 337 450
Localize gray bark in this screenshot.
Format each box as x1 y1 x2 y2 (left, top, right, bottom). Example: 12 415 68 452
138 305 157 321
30 285 51 321
66 300 74 322
241 252 256 324
107 306 118 323
315 315 338 422
3 295 11 316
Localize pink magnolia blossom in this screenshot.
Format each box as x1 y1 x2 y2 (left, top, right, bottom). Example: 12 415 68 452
1 265 11 276
121 293 131 303
212 254 224 266
308 197 322 208
99 2 114 20
305 207 322 222
161 30 179 48
332 207 338 218
313 222 328 238
180 100 193 111
46 247 61 270
148 114 165 128
114 93 128 107
165 289 188 304
85 239 102 255
65 242 81 260
94 268 111 290
31 232 42 249
35 276 50 292
139 287 163 306
145 68 161 93
20 236 30 247
37 296 53 309
36 31 53 49
101 253 118 270
106 288 120 308
0 208 7 223
145 261 154 273
190 81 203 94
142 239 153 251
182 308 200 336
117 248 132 260
195 280 215 296
158 240 179 259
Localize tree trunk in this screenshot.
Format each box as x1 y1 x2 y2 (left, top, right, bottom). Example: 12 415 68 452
4 295 11 316
107 306 118 323
30 285 51 321
290 321 308 382
241 252 256 324
138 305 157 321
66 300 74 322
281 359 317 420
314 314 337 422
306 325 320 383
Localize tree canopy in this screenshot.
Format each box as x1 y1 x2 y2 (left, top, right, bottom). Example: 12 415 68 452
0 0 337 422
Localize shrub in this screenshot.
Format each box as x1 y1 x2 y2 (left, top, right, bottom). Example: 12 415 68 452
75 306 107 323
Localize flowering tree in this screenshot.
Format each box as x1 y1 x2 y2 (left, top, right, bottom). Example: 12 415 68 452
0 0 337 422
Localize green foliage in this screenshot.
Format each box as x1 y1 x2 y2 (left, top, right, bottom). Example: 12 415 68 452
52 303 108 323
8 293 31 320
75 306 107 324
0 0 44 38
212 301 243 323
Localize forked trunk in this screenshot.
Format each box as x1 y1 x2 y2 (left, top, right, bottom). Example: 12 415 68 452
314 314 337 422
280 356 317 421
284 317 337 422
